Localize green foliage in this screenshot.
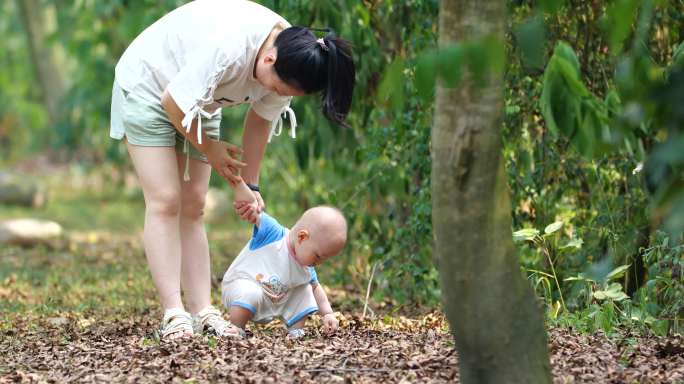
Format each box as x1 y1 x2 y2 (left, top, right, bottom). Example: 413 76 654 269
636 232 684 334
538 1 684 236
540 41 614 158
601 0 640 54
511 0 683 335
259 0 441 305
517 219 584 314
0 1 49 161
515 15 546 69
415 36 505 93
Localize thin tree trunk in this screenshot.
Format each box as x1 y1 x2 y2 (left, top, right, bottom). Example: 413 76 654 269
16 0 65 127
432 1 552 382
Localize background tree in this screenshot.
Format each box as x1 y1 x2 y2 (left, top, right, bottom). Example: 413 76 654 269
15 0 66 129
432 1 551 382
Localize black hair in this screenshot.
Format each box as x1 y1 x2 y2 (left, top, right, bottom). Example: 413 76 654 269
273 26 356 127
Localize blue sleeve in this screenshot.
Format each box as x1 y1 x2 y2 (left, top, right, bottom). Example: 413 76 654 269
249 212 286 250
308 267 319 285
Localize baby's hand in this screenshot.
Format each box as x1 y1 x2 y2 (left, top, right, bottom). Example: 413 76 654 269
234 200 259 223
322 313 339 334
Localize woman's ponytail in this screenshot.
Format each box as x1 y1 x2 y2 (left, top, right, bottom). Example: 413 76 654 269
274 27 356 127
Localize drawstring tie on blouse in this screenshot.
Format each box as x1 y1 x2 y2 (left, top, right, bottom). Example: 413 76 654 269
181 105 297 182
181 105 214 182
268 106 297 142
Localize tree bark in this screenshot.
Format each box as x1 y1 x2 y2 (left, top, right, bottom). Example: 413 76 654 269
432 1 552 383
16 0 65 127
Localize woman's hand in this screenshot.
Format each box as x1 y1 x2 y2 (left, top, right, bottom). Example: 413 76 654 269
205 140 245 184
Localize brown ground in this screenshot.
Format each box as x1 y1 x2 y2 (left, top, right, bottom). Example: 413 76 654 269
2 312 682 383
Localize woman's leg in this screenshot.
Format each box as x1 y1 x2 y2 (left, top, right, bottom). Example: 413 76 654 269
176 155 213 314
126 142 184 311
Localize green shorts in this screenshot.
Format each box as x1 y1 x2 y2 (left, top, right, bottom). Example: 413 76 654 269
109 81 221 161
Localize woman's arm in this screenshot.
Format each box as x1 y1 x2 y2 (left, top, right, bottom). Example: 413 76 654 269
160 88 244 183
241 107 272 186
161 88 210 152
234 107 271 222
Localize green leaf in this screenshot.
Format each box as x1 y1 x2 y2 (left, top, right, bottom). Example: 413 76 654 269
553 41 581 75
513 228 540 242
470 44 495 86
550 300 562 319
564 274 591 282
594 283 629 301
604 90 622 116
673 41 684 66
593 290 607 300
481 36 506 74
515 16 546 69
437 44 464 87
465 37 505 85
606 264 631 281
539 0 563 14
378 58 405 110
544 221 563 235
354 4 371 26
560 238 583 250
601 0 640 55
415 51 438 101
540 41 612 159
541 43 584 137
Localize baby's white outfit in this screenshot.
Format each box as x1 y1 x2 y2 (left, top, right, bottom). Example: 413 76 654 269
222 213 319 328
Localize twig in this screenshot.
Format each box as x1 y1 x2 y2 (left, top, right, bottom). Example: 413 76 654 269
543 245 567 312
305 368 391 373
362 262 379 319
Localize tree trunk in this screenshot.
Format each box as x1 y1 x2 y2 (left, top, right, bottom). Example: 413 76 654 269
15 0 66 127
432 1 552 383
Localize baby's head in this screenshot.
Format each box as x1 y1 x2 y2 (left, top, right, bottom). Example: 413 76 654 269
290 206 347 267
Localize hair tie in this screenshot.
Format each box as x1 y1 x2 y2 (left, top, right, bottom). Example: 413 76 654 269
316 38 329 52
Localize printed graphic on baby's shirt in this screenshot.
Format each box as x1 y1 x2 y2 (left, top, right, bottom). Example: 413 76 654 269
256 273 288 303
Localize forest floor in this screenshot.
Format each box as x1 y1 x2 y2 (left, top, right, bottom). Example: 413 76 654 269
1 163 683 383
1 232 683 383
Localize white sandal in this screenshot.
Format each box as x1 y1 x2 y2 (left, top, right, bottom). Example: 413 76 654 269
193 306 246 339
287 328 306 340
160 308 194 340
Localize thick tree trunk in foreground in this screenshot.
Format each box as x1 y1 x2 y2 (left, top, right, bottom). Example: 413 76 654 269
432 1 552 382
16 0 65 127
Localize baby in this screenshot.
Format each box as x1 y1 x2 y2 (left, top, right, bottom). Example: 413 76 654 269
220 179 347 339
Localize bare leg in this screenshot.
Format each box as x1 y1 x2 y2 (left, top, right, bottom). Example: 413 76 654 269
289 317 307 330
126 142 183 311
228 306 254 329
176 155 212 314
286 316 308 339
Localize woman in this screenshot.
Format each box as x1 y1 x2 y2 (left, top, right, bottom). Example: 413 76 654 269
110 0 355 340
